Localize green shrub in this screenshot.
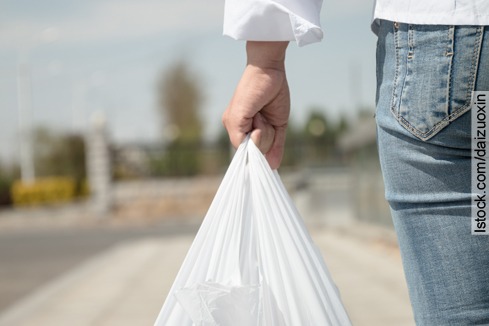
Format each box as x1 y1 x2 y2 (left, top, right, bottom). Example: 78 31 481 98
11 177 77 206
0 176 12 206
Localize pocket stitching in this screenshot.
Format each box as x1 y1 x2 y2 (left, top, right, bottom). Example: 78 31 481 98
390 25 484 141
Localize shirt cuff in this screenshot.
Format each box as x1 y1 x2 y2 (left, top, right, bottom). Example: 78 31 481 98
223 0 323 47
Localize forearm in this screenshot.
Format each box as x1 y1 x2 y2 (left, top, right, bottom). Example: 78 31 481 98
246 41 289 71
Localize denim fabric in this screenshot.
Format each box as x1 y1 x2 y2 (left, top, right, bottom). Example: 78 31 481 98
376 20 489 325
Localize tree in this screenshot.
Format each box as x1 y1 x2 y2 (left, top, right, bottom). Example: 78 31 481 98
154 61 205 176
304 110 334 140
157 61 203 144
302 109 337 163
33 127 86 180
0 162 19 207
336 114 349 137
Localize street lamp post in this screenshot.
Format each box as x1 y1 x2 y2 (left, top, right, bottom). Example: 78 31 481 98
16 27 59 184
16 61 35 184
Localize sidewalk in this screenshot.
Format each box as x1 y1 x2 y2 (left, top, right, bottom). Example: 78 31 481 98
0 226 415 326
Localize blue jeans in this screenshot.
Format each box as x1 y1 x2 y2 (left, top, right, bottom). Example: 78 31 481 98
375 21 489 325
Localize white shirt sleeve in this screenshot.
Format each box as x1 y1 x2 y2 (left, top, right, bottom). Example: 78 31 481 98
223 0 323 47
372 0 489 30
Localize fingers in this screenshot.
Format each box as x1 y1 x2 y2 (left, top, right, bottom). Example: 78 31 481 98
224 108 286 169
250 113 275 154
225 109 285 170
221 108 250 149
250 113 286 170
266 127 286 170
222 62 289 169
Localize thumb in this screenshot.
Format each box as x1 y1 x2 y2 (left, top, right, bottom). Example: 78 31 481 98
250 112 275 154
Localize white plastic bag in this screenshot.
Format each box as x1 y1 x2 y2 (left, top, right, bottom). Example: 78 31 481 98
154 137 351 326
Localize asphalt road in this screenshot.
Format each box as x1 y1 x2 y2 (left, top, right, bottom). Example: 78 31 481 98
0 222 199 314
0 227 415 326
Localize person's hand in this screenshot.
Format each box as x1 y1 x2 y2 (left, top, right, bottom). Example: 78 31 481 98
222 41 290 169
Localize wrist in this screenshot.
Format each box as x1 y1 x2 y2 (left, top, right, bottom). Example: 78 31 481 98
246 41 288 71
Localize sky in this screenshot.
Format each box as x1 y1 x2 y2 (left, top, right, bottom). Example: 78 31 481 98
0 0 378 165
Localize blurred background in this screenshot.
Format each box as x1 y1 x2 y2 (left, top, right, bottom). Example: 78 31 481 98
0 0 414 325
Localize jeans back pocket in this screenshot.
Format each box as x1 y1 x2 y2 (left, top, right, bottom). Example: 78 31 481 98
390 23 484 140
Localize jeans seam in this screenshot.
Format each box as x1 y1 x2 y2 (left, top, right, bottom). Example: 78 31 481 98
468 26 484 98
397 24 414 117
397 25 411 122
390 22 400 119
446 26 455 117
